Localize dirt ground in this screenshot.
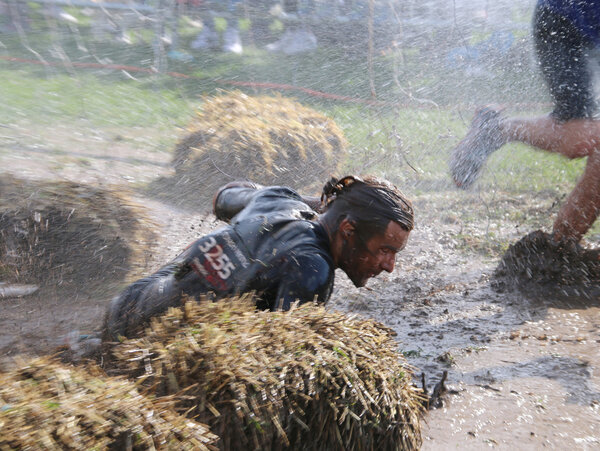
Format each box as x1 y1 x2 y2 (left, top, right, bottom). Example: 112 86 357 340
1 122 599 449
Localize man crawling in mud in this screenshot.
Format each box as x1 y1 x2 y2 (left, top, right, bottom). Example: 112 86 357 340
103 175 414 341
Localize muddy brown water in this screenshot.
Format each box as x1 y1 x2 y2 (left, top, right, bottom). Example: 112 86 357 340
1 123 599 448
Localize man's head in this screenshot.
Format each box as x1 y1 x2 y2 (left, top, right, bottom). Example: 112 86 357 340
319 175 414 287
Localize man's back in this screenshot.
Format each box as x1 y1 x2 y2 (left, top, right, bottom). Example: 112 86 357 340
177 186 334 306
104 186 335 340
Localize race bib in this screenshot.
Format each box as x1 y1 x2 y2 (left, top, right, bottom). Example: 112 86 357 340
187 231 250 293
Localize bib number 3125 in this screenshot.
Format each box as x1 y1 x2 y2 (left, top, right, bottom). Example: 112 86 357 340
198 237 236 279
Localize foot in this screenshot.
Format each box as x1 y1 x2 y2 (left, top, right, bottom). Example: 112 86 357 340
450 107 506 189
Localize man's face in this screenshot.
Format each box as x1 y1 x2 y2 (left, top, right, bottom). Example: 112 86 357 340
340 221 410 288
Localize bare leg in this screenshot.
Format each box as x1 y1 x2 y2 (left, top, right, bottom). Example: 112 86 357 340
449 110 600 241
499 115 600 241
503 115 600 159
553 149 600 242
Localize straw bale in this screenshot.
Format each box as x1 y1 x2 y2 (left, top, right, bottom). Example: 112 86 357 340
0 175 157 291
0 357 219 450
108 295 424 450
172 91 346 198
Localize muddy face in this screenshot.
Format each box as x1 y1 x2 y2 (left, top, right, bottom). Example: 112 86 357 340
340 221 410 287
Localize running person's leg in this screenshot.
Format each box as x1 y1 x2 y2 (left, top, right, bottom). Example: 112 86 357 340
530 5 600 241
554 148 600 242
450 4 600 242
450 4 600 187
500 4 600 160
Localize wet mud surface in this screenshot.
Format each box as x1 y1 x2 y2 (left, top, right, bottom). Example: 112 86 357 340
1 123 600 448
328 220 600 448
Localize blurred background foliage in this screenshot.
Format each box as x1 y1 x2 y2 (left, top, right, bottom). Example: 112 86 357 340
2 0 589 219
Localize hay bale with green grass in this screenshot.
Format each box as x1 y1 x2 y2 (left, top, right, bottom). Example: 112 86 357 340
108 295 424 450
0 175 156 292
0 357 219 450
172 91 346 198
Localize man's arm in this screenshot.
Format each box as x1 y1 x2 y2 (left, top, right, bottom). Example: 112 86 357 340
213 181 324 222
273 254 333 311
212 181 263 222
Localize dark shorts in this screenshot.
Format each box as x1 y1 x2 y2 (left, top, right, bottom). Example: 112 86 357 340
533 5 598 121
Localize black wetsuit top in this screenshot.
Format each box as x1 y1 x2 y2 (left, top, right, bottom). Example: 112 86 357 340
104 186 335 340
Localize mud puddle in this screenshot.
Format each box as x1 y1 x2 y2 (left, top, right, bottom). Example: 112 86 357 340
329 220 600 449
423 303 600 449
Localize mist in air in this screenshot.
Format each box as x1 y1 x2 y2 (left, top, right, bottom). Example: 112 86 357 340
4 2 600 449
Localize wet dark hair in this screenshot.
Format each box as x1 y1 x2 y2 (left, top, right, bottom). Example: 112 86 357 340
320 175 414 241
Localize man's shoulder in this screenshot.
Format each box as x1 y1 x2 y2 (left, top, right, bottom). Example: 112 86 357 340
276 220 331 254
280 223 334 274
283 252 334 286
